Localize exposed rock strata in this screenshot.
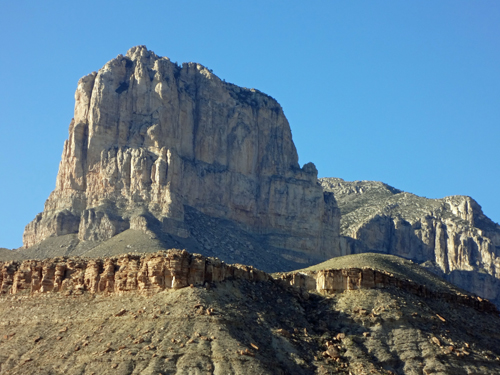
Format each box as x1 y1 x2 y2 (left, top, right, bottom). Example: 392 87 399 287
1 250 496 314
0 250 269 297
2 277 500 375
320 177 500 306
23 46 339 263
278 269 497 313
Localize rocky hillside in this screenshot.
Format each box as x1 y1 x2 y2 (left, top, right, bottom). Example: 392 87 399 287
2 249 495 313
21 46 339 269
320 177 500 307
13 45 500 306
2 45 500 374
1 251 500 374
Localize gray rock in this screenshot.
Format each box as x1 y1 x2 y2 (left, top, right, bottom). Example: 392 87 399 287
321 177 500 306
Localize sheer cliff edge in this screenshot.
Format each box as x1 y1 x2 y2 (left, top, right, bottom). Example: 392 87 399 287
22 46 340 270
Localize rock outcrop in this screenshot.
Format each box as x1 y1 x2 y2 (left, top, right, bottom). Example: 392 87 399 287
278 269 497 313
22 46 339 265
320 177 500 306
1 249 496 313
0 250 269 297
3 255 500 375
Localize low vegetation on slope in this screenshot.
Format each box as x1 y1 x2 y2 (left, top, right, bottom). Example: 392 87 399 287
320 177 500 309
320 177 500 237
297 253 466 296
1 275 500 374
7 212 319 272
0 250 22 262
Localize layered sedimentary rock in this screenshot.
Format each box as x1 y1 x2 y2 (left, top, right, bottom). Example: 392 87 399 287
1 250 495 313
23 46 339 263
0 250 269 297
279 269 497 313
320 177 500 306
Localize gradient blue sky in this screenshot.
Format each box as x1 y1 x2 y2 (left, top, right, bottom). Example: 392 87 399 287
1 1 499 249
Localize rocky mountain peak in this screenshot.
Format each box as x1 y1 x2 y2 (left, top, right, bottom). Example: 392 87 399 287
22 47 339 270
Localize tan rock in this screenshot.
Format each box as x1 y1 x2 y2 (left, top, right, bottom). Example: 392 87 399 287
1 249 497 315
23 46 340 266
431 337 441 346
324 346 340 359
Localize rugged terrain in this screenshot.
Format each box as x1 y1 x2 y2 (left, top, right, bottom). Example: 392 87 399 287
5 46 499 306
21 45 339 269
2 46 500 374
1 251 500 375
320 178 500 307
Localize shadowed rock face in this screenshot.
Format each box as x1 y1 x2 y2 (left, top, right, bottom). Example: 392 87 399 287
321 177 500 306
23 46 339 262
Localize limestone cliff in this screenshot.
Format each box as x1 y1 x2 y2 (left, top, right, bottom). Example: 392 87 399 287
22 46 339 266
0 250 269 297
320 177 500 306
1 250 495 313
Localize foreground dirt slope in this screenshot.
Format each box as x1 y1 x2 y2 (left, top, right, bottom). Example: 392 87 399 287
1 274 500 375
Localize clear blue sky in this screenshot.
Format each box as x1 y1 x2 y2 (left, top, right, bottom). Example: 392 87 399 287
1 1 499 249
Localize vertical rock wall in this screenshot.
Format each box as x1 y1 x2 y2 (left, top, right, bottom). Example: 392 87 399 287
23 46 340 261
1 250 269 297
2 250 495 313
321 178 500 305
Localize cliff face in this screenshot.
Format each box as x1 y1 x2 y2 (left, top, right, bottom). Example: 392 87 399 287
0 250 269 297
1 250 495 313
320 177 500 305
23 46 339 263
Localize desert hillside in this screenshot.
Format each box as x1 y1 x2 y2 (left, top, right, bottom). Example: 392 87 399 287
2 46 500 374
1 251 500 374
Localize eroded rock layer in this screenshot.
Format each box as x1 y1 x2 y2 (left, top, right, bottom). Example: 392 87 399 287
1 250 496 314
278 269 497 313
0 250 268 297
320 177 500 306
23 46 339 262
3 271 500 375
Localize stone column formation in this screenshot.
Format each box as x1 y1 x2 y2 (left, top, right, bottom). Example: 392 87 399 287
22 46 340 261
0 250 269 296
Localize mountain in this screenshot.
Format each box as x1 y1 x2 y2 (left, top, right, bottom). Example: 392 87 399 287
4 46 500 304
20 46 339 272
320 177 500 307
1 250 499 374
2 46 500 374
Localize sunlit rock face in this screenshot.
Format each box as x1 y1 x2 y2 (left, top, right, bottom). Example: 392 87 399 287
0 250 270 296
23 46 340 263
321 177 500 306
2 249 496 314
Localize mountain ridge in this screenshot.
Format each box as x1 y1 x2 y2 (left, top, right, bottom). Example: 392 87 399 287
21 45 340 270
320 177 500 307
1 46 500 374
2 47 500 308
